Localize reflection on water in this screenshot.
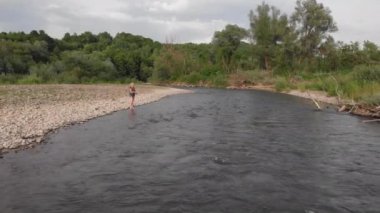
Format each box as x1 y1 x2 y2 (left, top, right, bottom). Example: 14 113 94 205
0 89 379 212
128 108 137 121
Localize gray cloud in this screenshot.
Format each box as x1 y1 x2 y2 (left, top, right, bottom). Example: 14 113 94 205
0 0 379 44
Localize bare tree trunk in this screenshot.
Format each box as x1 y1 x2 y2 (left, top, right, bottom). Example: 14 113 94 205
264 55 271 71
222 57 229 73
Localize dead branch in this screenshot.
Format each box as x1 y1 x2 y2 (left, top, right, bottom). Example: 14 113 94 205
362 119 380 123
306 90 322 110
330 75 342 105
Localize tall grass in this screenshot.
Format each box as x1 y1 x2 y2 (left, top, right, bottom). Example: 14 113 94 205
292 66 380 104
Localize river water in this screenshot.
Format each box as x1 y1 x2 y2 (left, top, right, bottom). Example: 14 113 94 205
1 89 379 213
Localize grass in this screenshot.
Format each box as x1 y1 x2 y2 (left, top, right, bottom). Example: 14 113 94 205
290 71 380 105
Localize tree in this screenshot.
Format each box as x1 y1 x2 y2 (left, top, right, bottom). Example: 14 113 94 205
318 36 339 71
337 42 366 69
249 2 291 71
212 24 247 72
363 41 380 64
291 0 337 66
30 40 49 62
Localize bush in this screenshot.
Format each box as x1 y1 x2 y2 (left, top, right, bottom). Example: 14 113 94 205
340 80 360 99
275 77 290 92
210 72 227 87
0 74 21 84
29 64 58 83
353 65 380 86
182 72 203 84
361 93 380 106
199 65 220 77
17 74 42 84
57 68 81 83
229 70 274 86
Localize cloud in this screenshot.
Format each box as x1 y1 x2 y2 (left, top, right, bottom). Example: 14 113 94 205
319 0 380 44
0 0 379 44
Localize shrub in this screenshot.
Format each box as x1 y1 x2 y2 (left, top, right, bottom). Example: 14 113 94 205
182 72 203 84
200 65 220 77
340 80 360 99
0 74 21 84
29 64 57 83
361 93 380 106
275 77 290 92
210 72 227 87
17 74 42 84
353 65 380 86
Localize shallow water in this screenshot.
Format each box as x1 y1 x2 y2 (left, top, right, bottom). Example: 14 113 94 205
1 89 380 213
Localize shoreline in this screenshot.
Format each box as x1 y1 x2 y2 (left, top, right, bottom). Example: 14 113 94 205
228 84 340 105
227 84 380 119
0 84 192 153
1 83 377 154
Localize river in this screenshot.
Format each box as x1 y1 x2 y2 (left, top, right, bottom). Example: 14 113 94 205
1 89 379 212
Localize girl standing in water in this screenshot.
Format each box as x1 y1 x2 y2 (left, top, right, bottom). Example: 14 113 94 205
128 82 136 109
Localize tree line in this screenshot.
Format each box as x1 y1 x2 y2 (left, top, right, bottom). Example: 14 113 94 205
1 0 380 89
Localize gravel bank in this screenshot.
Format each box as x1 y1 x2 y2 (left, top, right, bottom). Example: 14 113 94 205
0 84 191 151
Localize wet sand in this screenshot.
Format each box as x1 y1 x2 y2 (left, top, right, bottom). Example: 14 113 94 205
0 84 191 151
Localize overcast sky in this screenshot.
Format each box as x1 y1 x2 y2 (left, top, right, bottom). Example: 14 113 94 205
0 0 379 44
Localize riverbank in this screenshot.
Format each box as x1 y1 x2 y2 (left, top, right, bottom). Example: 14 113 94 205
227 84 380 119
173 81 379 119
0 84 191 152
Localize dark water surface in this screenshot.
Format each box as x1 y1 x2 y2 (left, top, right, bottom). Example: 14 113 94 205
1 89 380 213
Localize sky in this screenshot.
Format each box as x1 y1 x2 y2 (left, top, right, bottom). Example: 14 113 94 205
0 0 379 44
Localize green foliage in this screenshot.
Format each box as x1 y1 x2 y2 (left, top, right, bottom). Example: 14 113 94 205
212 24 247 72
29 64 58 83
292 0 337 61
17 74 42 84
249 3 293 71
209 72 228 87
181 72 203 85
0 74 22 84
274 77 291 91
353 65 380 86
361 93 380 106
232 70 275 85
199 65 220 77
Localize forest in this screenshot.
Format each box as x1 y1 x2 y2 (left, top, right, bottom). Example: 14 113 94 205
1 0 379 104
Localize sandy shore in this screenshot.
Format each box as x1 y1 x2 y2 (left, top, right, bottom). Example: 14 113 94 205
286 89 340 105
0 84 191 151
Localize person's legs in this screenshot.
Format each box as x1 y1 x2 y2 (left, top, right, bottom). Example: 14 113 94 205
130 94 135 108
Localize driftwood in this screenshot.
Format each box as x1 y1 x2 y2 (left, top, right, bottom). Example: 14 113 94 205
330 75 342 105
338 103 380 119
348 104 358 114
362 119 380 123
306 90 322 110
338 105 347 112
